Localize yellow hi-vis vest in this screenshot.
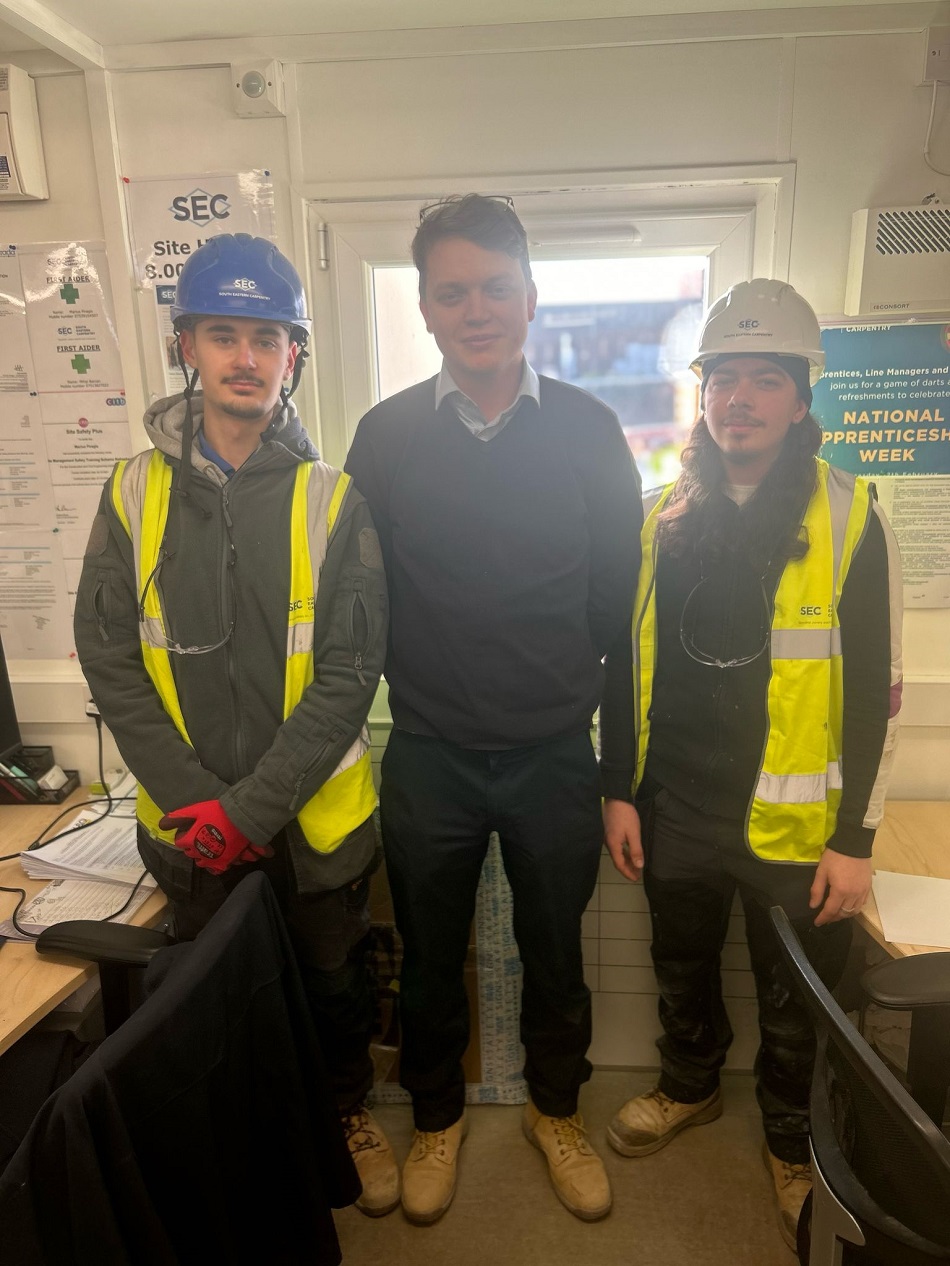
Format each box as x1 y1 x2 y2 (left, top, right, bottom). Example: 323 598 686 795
110 449 376 855
633 459 872 863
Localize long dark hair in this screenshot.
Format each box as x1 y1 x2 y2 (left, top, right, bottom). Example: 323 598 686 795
655 412 823 574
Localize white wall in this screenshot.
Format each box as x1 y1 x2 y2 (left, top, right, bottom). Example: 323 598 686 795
9 18 950 805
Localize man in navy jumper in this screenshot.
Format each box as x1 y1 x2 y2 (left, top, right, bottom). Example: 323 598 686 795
345 194 642 1223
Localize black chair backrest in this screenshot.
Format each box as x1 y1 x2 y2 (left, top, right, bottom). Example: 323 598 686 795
770 906 950 1263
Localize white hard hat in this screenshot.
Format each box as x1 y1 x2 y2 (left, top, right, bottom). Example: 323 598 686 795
690 278 825 385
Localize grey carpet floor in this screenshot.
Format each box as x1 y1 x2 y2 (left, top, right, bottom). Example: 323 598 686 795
335 1070 797 1265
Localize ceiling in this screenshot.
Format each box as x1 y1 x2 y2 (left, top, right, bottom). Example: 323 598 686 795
0 0 940 54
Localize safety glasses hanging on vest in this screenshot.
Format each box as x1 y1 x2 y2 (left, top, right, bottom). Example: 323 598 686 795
678 561 774 669
138 543 237 656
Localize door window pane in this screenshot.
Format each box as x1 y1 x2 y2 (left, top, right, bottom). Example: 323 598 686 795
527 258 706 486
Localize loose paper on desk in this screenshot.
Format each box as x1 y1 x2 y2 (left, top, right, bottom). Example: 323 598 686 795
872 870 950 950
20 787 156 889
0 878 152 941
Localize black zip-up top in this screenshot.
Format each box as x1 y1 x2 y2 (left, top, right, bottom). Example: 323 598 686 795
74 392 387 890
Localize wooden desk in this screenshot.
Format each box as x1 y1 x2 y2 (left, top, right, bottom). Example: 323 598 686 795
860 800 950 959
0 790 166 1056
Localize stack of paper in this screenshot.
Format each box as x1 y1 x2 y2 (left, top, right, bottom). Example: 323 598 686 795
0 792 158 942
20 812 156 889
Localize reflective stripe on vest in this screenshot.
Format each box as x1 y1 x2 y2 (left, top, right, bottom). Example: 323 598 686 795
633 460 871 863
111 451 376 854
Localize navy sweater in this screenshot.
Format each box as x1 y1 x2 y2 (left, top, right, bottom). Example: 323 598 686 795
345 375 642 748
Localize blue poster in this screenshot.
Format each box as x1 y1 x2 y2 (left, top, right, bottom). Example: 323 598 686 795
813 322 950 475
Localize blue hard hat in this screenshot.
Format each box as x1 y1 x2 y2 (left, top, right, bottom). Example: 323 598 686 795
171 233 311 341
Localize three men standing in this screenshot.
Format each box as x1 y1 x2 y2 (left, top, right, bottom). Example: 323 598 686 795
346 194 643 1222
78 215 901 1249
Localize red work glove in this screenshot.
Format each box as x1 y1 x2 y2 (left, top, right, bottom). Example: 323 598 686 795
158 799 272 876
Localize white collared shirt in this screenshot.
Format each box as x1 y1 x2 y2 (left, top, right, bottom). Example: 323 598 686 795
435 359 540 442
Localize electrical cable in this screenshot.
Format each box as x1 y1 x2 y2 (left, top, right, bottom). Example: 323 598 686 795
0 712 143 939
924 80 950 177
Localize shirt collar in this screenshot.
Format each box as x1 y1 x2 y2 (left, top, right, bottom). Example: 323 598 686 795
435 358 540 420
197 426 236 479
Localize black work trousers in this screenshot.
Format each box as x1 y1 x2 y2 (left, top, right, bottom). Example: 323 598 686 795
641 784 852 1164
137 825 377 1114
380 728 603 1132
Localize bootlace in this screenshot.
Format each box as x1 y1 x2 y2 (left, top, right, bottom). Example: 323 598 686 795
776 1158 812 1189
553 1113 593 1155
644 1088 675 1115
341 1109 382 1154
412 1129 449 1159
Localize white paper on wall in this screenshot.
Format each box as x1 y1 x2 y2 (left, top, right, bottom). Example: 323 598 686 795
0 529 73 658
874 475 950 608
124 172 276 398
0 242 132 657
18 242 124 392
0 394 55 531
124 171 276 288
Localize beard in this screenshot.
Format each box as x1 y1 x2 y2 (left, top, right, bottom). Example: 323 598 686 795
218 398 274 422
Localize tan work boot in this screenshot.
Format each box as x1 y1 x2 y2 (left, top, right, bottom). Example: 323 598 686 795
340 1106 400 1217
763 1143 812 1251
401 1114 468 1225
607 1086 722 1157
522 1100 612 1221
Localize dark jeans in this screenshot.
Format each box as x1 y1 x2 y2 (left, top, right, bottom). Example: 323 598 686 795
137 825 377 1114
380 728 603 1131
641 784 852 1164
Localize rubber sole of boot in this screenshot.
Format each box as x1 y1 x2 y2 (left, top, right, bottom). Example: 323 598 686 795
356 1192 401 1218
606 1091 723 1157
522 1118 613 1222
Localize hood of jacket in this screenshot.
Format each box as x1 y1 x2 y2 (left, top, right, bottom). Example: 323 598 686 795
143 391 319 484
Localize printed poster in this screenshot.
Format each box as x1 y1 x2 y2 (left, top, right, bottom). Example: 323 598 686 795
0 395 54 531
123 171 275 395
17 242 124 392
813 321 950 607
0 242 131 654
814 321 950 476
0 531 72 658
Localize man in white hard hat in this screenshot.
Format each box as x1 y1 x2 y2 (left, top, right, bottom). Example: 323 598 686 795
599 279 903 1249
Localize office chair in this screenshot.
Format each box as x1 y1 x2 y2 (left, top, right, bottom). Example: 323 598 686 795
769 906 950 1266
0 873 360 1266
35 919 175 1035
860 952 950 1131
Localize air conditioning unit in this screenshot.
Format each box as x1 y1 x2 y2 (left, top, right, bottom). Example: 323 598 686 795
0 64 48 200
845 205 950 315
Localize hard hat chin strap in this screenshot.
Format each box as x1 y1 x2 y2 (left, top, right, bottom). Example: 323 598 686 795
285 340 309 401
173 330 201 502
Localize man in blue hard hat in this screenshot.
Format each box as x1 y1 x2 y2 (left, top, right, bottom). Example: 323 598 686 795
74 234 399 1217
